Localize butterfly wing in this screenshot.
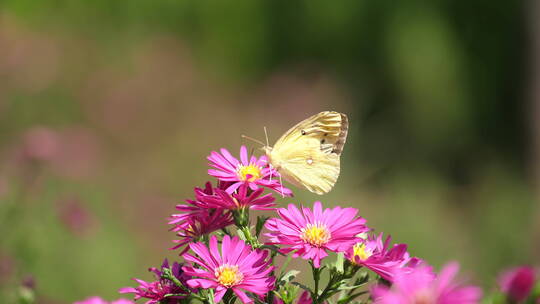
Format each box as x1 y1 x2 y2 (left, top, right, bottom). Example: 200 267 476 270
269 111 348 195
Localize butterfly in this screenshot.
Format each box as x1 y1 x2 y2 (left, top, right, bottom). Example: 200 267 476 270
262 111 348 195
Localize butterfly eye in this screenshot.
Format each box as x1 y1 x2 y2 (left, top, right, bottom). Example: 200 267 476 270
301 130 307 135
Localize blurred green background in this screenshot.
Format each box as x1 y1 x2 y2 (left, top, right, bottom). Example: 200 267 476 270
0 0 538 302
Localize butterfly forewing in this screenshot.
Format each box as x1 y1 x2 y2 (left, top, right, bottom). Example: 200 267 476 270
268 111 348 195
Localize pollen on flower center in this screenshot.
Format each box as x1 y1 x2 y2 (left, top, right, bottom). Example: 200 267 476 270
300 223 331 247
215 264 244 287
237 164 262 182
352 243 373 262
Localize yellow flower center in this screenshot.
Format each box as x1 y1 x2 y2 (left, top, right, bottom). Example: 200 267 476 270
352 243 373 262
300 223 331 247
413 289 435 304
237 165 262 182
215 264 243 287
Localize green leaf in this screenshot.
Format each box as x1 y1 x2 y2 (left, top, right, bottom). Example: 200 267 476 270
335 253 344 273
236 229 247 241
259 244 286 255
337 283 366 291
337 291 368 304
291 282 313 293
279 270 300 284
255 215 269 237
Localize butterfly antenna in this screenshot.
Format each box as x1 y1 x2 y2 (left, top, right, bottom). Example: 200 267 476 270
241 135 265 147
263 126 269 147
279 175 285 198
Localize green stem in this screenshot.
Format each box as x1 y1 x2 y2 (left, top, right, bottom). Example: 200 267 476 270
241 226 261 248
223 289 235 304
318 272 339 302
311 262 321 303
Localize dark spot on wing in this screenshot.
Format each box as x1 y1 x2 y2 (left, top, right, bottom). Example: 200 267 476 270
321 139 325 144
301 130 306 135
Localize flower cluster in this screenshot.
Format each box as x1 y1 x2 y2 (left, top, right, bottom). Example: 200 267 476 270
75 144 538 304
119 259 191 304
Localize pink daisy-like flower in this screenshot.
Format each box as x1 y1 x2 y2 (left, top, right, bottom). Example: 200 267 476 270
182 235 275 304
372 262 482 304
198 183 276 210
169 209 233 255
345 233 413 281
168 182 224 225
119 259 190 304
207 146 292 196
74 297 133 304
265 201 369 268
498 266 536 303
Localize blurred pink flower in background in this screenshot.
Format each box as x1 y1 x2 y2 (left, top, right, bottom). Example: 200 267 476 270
20 127 61 162
56 197 98 237
74 296 133 304
498 266 536 303
11 126 102 179
372 262 482 304
0 253 15 284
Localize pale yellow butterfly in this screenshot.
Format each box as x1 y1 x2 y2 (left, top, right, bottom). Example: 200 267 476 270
260 111 349 195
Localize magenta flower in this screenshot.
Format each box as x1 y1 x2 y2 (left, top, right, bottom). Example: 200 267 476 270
499 266 536 302
207 146 292 196
119 260 190 304
372 262 482 304
345 233 413 281
182 235 275 304
265 201 369 268
198 183 276 210
74 297 133 304
169 181 224 223
169 209 233 255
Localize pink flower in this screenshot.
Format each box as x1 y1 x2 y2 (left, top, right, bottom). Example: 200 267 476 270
499 266 536 302
182 235 275 304
265 201 369 268
169 209 233 254
74 296 133 304
207 146 292 196
198 183 276 210
372 262 482 304
169 182 223 222
119 260 190 304
345 233 413 281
